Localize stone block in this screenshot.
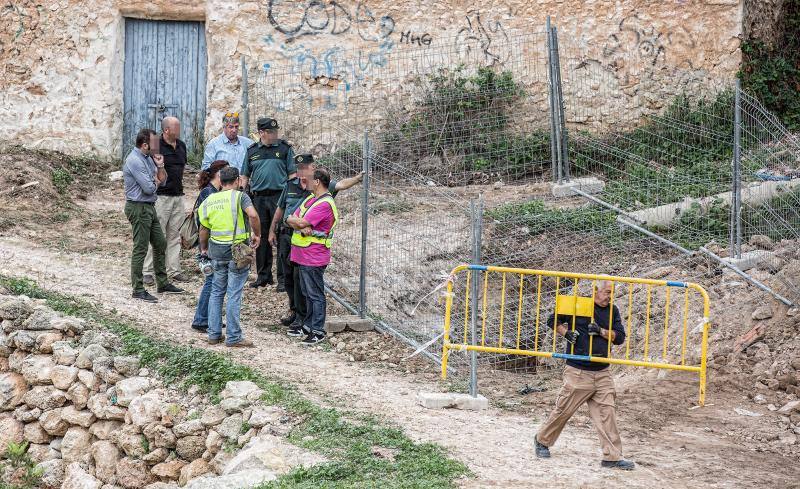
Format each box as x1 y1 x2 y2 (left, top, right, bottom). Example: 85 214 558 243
452 394 489 411
324 315 374 334
417 393 456 410
724 250 775 272
550 177 605 198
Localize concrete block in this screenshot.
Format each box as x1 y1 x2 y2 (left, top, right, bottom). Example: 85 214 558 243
724 250 774 272
324 319 347 334
452 394 489 411
417 393 488 411
551 176 605 198
324 315 374 334
417 393 456 409
346 318 374 332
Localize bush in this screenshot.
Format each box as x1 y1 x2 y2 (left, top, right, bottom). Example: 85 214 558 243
379 66 548 178
740 1 800 130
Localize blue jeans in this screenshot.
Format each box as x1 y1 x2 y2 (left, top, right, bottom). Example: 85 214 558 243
192 274 213 327
208 259 250 345
298 265 327 334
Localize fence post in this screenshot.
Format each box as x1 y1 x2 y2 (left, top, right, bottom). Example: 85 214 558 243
553 27 570 181
469 195 483 398
733 80 743 259
241 56 249 137
359 130 371 319
546 17 559 184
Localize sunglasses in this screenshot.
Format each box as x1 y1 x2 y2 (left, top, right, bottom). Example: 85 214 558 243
224 112 239 118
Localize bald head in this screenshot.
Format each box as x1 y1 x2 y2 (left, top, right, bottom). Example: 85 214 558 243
162 117 181 144
594 280 613 307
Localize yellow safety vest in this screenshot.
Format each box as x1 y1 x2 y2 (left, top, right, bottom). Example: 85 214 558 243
290 193 339 248
199 190 250 245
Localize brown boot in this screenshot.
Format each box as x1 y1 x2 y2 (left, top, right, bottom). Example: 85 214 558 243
207 335 225 345
227 339 254 348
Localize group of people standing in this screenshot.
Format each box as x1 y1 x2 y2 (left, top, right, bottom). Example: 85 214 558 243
122 113 362 347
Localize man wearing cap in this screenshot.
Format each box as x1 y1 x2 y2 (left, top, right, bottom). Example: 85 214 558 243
202 112 254 171
241 117 295 288
268 154 363 331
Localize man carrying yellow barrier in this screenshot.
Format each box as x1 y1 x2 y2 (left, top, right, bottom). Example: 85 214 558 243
534 280 635 470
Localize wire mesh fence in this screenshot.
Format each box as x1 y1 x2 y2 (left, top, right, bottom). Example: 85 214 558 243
243 18 800 386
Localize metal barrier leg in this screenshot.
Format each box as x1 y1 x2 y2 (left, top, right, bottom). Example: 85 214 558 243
699 321 710 406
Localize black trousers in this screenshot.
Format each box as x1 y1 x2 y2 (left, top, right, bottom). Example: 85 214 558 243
279 230 307 321
277 228 290 287
252 194 279 282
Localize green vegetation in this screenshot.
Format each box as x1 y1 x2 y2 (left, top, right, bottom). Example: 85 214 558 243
0 442 44 489
488 199 616 236
51 168 73 194
657 188 800 249
571 90 740 208
488 186 800 251
740 0 800 130
0 276 470 489
381 66 551 177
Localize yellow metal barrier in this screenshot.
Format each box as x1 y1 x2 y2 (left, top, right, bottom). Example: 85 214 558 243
441 265 712 405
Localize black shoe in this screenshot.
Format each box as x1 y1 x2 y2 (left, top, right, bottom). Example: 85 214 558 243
601 460 635 470
276 283 286 293
249 280 267 289
265 277 274 285
191 324 208 333
157 283 185 294
300 332 326 345
534 437 551 459
132 290 158 303
280 311 297 327
287 326 305 338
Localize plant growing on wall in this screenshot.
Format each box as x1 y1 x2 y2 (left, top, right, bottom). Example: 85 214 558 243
740 0 800 130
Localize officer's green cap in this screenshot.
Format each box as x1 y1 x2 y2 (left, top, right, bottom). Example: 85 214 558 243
294 154 314 165
257 118 279 130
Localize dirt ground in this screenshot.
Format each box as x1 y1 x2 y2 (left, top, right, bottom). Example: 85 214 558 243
0 149 799 488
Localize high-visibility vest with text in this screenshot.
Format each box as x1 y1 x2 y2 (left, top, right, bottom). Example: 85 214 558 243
290 193 339 248
199 190 250 245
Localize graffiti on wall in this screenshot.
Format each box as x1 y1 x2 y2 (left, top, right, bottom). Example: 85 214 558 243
455 9 510 66
262 3 514 112
267 0 395 42
601 15 696 86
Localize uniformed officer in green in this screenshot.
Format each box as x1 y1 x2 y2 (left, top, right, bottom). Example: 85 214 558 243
268 155 363 331
241 117 296 288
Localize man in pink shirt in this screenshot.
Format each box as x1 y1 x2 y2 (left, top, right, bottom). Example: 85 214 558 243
286 168 338 345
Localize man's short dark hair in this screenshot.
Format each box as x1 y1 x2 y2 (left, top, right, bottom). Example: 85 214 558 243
135 129 157 148
220 166 240 184
313 168 331 188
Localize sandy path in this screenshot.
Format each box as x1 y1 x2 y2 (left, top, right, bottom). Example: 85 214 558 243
0 234 796 488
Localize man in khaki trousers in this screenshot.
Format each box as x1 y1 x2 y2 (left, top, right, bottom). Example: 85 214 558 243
534 281 635 470
143 117 190 284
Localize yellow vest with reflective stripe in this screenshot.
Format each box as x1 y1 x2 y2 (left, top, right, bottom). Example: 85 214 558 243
290 193 339 249
199 190 250 245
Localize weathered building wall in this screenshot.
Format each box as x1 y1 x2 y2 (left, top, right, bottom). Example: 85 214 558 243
1 0 747 158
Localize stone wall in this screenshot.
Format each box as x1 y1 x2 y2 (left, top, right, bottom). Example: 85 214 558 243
0 294 318 488
0 0 751 158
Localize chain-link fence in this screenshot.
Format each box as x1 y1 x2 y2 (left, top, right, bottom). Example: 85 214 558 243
242 18 800 386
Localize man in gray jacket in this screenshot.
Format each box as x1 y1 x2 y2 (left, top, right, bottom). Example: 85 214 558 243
122 128 184 302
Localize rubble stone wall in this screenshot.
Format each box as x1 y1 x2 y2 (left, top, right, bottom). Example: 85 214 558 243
0 294 305 489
